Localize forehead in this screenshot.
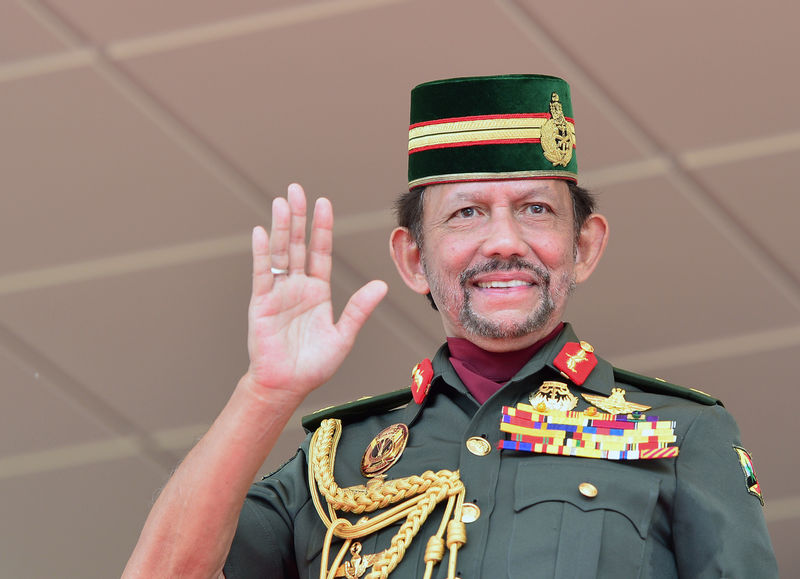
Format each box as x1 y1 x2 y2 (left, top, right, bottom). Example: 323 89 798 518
423 179 571 211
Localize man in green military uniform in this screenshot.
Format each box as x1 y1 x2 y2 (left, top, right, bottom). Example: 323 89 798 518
124 75 777 578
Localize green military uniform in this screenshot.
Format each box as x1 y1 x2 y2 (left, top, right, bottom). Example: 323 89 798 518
225 74 776 577
224 324 777 578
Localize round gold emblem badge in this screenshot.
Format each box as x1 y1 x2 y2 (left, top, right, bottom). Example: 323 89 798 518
360 423 409 478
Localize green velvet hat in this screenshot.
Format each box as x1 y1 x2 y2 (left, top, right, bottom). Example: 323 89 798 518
408 74 578 189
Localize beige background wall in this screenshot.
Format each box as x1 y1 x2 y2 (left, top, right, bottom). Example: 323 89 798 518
1 0 798 575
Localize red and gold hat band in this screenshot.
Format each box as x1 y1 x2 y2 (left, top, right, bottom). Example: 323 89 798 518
408 113 575 154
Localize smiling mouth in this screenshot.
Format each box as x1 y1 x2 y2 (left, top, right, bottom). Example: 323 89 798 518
475 280 533 289
460 257 551 292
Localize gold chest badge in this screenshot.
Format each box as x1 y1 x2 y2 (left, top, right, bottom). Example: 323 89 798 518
581 388 652 416
360 423 409 478
529 380 578 412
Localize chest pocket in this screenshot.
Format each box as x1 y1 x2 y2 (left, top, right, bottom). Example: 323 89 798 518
509 459 660 579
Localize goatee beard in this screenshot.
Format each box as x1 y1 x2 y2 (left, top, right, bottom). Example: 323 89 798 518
460 257 556 339
424 256 575 340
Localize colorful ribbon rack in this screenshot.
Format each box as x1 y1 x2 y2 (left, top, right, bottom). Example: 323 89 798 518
499 403 679 460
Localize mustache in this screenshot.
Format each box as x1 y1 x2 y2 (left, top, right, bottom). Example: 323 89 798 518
459 257 551 286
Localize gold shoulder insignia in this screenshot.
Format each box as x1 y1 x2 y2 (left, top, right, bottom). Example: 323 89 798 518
612 367 720 406
301 388 412 431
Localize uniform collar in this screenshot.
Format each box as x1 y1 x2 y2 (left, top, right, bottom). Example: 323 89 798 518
401 323 617 427
523 323 616 397
433 323 616 398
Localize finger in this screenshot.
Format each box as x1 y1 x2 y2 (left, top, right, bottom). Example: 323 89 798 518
307 197 333 281
335 280 388 346
269 195 290 273
286 183 307 274
251 225 272 298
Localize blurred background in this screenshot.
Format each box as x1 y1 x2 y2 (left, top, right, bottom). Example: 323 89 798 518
1 0 798 576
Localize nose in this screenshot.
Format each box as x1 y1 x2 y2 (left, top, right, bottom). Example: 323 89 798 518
479 208 529 259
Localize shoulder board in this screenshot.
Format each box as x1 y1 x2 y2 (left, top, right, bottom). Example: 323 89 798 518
301 388 413 431
613 367 721 406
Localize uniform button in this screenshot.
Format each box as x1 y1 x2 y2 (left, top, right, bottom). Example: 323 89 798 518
579 482 598 498
461 502 481 523
466 436 491 456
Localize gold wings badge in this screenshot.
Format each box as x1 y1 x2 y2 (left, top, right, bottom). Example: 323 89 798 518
581 388 651 415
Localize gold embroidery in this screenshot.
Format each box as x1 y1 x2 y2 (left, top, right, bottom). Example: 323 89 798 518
408 170 576 190
409 116 547 140
540 93 575 166
581 388 652 415
361 423 409 478
565 348 588 373
529 380 578 412
408 114 575 153
409 116 549 152
310 419 466 579
412 367 425 389
410 128 544 151
335 543 389 578
563 341 594 374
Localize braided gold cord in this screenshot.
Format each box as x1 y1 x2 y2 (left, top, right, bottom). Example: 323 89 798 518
447 492 467 578
312 420 445 514
320 520 352 579
366 482 447 578
309 419 466 579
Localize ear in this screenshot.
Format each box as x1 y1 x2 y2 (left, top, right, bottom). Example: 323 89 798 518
390 227 430 295
573 213 609 284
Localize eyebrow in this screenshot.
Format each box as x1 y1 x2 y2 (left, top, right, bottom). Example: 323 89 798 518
446 186 557 203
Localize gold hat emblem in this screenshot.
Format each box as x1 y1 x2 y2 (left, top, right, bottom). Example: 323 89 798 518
540 92 575 167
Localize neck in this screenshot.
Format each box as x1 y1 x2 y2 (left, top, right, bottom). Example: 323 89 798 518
448 319 565 353
447 323 564 404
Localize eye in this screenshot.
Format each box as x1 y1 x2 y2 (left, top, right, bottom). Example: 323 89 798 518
454 207 477 219
525 203 548 215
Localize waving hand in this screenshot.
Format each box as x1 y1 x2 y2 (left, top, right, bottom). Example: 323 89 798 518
244 183 388 401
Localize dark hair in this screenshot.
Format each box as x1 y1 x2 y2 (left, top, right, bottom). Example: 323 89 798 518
568 181 596 239
394 181 596 311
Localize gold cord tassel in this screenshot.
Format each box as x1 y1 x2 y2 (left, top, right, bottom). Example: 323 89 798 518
309 419 467 579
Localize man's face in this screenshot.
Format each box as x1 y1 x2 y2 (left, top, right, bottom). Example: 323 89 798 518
419 179 578 350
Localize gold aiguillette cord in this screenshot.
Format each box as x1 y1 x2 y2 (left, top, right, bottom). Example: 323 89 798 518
308 419 466 579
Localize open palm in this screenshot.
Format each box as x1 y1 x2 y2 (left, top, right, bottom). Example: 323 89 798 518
245 184 387 400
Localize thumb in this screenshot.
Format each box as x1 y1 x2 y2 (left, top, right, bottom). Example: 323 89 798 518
335 280 388 345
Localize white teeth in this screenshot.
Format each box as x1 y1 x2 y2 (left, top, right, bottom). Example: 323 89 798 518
476 280 531 288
